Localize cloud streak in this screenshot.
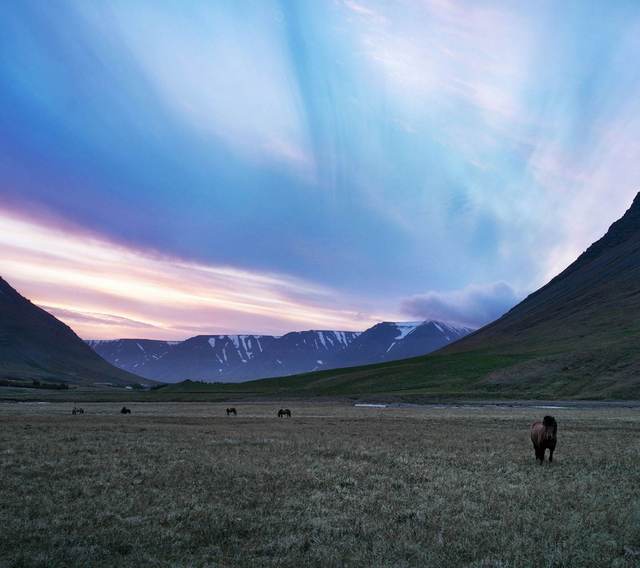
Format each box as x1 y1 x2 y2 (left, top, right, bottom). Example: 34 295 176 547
0 209 387 339
81 2 316 178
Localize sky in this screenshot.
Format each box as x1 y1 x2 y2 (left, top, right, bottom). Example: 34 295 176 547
1 0 640 340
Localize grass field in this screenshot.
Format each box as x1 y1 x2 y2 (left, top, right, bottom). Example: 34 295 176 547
1 402 639 567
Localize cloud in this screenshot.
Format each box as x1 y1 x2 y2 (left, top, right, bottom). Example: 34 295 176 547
79 3 316 178
524 95 640 284
3 0 640 325
401 282 521 328
0 209 389 340
346 0 531 130
42 306 162 333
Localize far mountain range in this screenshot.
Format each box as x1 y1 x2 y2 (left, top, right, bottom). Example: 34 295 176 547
87 320 474 383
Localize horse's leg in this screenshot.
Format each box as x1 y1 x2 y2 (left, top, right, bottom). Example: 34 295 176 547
549 443 556 463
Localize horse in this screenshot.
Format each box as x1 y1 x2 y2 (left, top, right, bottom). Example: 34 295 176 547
120 406 132 415
72 406 84 415
278 408 291 418
530 415 557 464
226 407 237 416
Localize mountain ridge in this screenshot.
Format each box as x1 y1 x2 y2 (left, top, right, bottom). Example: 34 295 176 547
0 277 151 386
87 320 474 383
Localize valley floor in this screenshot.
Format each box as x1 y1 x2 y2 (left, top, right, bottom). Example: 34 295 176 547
1 402 639 567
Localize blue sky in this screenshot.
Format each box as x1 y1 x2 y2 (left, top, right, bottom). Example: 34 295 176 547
1 0 639 339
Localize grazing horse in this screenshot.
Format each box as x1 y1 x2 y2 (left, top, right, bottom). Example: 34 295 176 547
530 415 557 464
226 407 237 416
72 406 84 415
278 408 292 418
120 406 132 415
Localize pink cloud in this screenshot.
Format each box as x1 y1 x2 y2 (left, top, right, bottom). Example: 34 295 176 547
0 210 388 339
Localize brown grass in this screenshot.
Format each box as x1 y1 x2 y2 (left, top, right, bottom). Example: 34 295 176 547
1 402 639 567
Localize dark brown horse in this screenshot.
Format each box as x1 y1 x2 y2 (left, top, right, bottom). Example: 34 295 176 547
530 415 557 464
226 407 237 416
120 406 131 415
277 408 291 418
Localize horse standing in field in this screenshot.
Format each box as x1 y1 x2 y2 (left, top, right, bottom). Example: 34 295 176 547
120 406 131 415
530 415 557 464
72 406 84 415
226 407 237 416
278 408 291 418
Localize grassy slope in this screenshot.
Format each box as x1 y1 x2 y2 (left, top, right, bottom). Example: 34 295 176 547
158 194 640 401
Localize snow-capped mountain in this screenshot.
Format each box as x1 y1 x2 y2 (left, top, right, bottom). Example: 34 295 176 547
138 334 278 382
239 330 361 379
333 321 475 368
86 321 473 383
86 339 178 375
85 331 359 382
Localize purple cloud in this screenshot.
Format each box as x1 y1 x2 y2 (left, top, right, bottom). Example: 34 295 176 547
401 282 521 328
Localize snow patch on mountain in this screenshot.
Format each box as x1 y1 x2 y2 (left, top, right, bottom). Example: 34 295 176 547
391 322 423 340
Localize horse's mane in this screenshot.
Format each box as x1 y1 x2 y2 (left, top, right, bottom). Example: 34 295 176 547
542 416 557 435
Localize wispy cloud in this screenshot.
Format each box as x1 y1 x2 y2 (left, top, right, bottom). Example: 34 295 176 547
75 3 316 178
345 0 531 130
0 210 386 339
519 19 640 284
42 306 162 332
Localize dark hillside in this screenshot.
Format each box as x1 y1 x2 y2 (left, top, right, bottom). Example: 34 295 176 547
0 277 150 386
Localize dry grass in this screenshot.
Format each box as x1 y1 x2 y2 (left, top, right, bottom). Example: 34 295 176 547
1 402 639 567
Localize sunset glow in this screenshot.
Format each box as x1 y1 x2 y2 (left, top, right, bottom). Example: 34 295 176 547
2 1 640 338
0 210 388 339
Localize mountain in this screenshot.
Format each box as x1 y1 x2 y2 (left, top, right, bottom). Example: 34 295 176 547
135 334 278 382
86 339 178 375
0 277 151 386
238 330 359 380
334 321 473 367
200 192 640 400
87 322 472 383
88 331 357 382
